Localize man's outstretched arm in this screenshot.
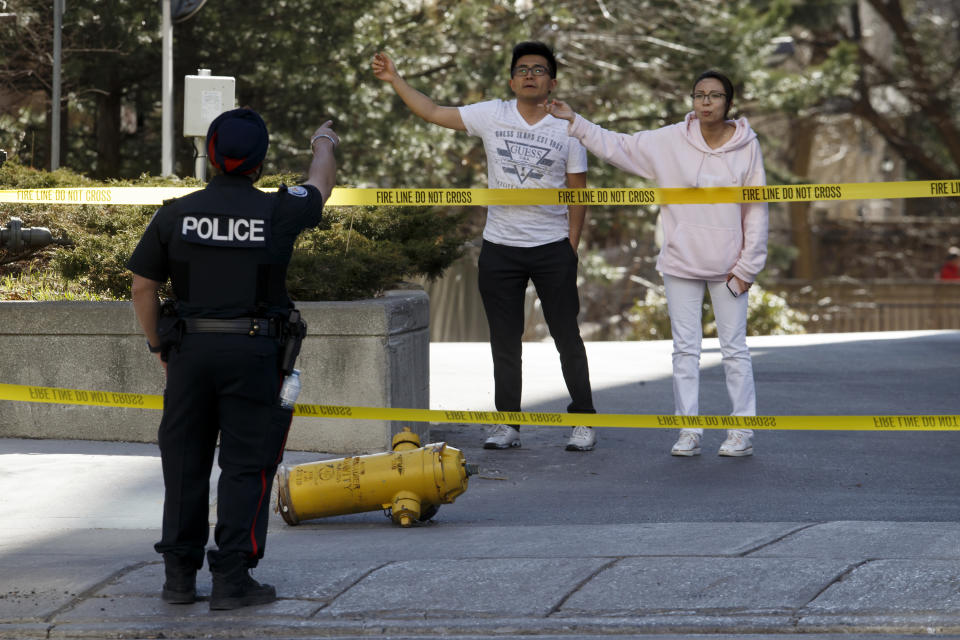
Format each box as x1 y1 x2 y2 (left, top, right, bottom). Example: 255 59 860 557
372 52 466 131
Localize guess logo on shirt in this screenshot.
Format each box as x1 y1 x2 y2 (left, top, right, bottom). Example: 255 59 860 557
497 140 555 184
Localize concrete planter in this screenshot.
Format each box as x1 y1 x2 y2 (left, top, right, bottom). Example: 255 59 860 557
0 290 429 453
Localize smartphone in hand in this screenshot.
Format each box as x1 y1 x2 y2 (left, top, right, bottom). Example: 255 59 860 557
726 277 746 297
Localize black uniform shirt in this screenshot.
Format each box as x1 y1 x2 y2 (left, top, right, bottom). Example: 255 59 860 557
127 174 323 318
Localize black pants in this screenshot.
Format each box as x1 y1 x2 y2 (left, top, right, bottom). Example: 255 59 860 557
154 333 292 569
477 238 595 423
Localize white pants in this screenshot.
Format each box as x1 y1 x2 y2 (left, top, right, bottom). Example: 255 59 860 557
662 273 756 436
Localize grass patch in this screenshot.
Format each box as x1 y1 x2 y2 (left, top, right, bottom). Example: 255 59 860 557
0 263 119 301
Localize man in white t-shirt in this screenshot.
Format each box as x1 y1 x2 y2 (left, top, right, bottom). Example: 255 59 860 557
373 41 597 452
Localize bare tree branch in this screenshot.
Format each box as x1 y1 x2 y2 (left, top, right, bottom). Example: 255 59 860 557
864 0 960 171
853 96 952 179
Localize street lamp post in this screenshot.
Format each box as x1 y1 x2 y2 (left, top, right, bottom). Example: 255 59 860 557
161 0 207 177
161 0 173 176
51 0 64 170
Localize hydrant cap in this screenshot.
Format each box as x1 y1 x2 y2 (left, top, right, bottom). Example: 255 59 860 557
391 427 421 450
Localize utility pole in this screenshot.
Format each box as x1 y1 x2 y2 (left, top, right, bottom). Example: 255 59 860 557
161 0 173 176
160 1 208 177
51 0 64 170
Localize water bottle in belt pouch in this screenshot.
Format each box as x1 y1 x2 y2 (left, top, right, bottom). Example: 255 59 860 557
279 369 301 409
277 309 306 408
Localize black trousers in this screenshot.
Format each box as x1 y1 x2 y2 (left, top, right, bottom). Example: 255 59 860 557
477 238 595 424
153 333 292 569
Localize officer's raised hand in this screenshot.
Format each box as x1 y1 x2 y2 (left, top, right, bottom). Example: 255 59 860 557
305 120 338 202
310 121 339 150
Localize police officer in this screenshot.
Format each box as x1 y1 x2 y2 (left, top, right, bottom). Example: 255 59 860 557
128 108 338 610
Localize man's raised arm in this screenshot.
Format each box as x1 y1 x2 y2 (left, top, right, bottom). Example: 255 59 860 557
372 52 465 131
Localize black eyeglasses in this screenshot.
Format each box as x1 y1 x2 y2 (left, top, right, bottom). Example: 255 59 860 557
512 65 549 77
691 91 727 103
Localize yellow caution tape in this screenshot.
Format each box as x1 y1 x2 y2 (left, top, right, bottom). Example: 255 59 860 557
2 179 960 207
2 382 958 431
0 187 201 206
0 382 164 411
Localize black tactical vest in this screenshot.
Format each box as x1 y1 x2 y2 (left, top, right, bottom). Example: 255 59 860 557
163 182 288 317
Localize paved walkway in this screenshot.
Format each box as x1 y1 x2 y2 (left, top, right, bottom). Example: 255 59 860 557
2 332 959 639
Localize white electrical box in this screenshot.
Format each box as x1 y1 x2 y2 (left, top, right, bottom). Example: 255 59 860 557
183 70 236 137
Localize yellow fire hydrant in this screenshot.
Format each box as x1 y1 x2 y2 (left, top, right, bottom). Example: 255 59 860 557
275 428 477 527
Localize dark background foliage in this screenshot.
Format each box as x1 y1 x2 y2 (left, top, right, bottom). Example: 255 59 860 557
1 0 958 309
0 161 468 300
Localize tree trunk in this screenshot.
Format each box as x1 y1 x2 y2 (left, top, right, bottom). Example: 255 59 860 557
95 72 122 179
788 116 818 279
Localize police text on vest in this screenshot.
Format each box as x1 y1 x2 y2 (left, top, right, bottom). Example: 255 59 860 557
181 215 268 247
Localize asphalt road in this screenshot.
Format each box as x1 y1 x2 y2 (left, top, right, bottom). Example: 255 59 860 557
294 331 960 528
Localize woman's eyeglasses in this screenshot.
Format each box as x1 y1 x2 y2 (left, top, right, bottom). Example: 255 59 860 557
691 92 727 103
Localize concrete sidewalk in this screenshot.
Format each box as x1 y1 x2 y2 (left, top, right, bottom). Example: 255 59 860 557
2 332 960 639
3 519 959 638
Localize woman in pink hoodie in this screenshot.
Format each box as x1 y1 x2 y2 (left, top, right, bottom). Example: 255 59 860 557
545 70 768 458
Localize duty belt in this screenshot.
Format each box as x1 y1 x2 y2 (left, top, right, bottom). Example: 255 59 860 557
182 317 279 337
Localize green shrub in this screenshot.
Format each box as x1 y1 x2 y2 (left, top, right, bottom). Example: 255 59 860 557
52 228 145 299
287 200 466 300
1 161 468 301
627 282 808 340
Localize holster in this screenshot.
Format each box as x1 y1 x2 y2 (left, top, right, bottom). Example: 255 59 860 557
155 299 183 362
278 308 307 376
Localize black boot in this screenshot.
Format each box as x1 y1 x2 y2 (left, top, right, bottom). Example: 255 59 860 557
207 551 276 611
161 553 197 604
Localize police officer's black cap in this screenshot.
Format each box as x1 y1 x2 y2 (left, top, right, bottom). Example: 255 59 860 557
206 108 269 176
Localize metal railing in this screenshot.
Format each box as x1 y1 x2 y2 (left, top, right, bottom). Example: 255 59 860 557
776 280 960 333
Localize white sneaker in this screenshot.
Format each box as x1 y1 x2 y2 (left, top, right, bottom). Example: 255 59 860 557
718 430 753 457
565 426 596 451
483 424 521 449
671 430 701 456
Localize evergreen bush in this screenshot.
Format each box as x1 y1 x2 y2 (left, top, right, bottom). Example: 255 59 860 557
1 161 468 301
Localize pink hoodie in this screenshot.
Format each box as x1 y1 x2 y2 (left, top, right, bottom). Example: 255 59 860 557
569 112 768 283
